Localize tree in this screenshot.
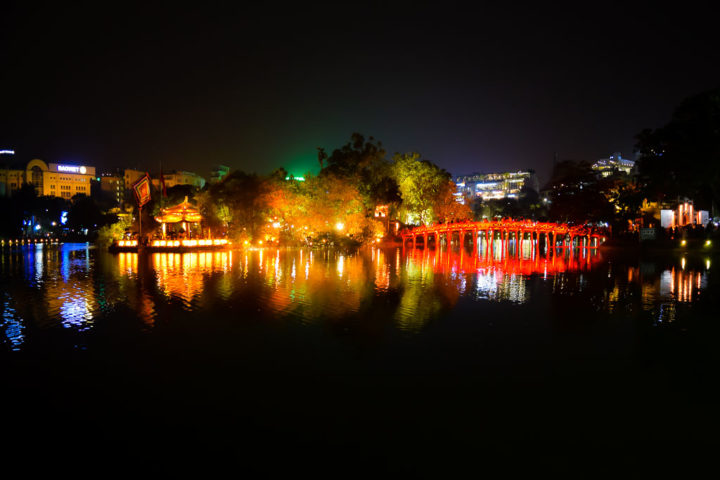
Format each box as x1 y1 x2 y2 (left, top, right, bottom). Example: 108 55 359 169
321 133 396 210
392 152 454 225
635 88 720 212
67 195 114 233
544 160 614 224
207 171 269 241
432 180 472 224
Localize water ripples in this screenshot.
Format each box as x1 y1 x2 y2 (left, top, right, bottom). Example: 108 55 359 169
0 243 714 351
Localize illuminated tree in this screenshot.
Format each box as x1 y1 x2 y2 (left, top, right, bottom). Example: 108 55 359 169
432 180 472 223
321 133 399 210
392 152 453 225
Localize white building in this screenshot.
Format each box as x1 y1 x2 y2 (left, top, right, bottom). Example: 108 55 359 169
592 152 635 177
455 170 536 203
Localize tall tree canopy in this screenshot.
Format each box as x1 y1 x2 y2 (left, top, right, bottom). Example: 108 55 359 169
320 133 399 209
392 152 469 225
635 88 720 211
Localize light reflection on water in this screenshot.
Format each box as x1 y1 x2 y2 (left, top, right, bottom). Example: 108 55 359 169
0 243 714 351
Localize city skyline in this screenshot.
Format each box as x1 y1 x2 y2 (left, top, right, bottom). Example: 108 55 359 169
2 3 718 184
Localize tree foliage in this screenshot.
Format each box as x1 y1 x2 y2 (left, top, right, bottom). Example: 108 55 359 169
635 88 720 211
392 152 461 225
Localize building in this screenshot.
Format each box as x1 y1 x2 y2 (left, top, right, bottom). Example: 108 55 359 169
123 169 147 193
210 165 230 184
1 156 96 199
660 200 710 229
100 171 125 205
592 152 635 177
455 170 536 203
153 170 206 190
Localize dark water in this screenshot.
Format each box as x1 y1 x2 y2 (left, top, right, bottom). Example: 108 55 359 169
1 243 718 475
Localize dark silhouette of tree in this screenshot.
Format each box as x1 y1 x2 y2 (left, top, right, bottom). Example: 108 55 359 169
635 88 720 212
544 160 614 224
67 195 115 234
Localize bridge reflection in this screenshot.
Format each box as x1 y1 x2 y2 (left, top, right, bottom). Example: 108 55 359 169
404 240 603 276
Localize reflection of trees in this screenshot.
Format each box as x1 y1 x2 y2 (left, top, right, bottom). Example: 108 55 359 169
253 249 374 320
395 255 461 332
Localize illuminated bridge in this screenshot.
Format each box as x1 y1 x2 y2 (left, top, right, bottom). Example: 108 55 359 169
400 219 607 251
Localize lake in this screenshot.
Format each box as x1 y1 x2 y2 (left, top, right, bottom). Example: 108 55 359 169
1 243 717 475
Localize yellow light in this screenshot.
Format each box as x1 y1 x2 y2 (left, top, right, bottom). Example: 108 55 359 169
119 241 125 247
153 240 160 247
705 239 712 247
335 222 344 231
681 240 687 246
258 240 263 245
244 240 249 245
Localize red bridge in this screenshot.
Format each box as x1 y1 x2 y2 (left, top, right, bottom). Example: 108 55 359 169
400 219 608 251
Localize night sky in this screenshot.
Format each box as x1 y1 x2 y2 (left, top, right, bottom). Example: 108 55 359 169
2 1 719 184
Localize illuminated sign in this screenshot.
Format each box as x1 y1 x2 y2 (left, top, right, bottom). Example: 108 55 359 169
57 165 88 174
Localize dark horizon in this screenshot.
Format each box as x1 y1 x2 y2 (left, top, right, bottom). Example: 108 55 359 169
2 2 719 185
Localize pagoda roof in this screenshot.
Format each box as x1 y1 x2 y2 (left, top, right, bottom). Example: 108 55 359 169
154 196 202 223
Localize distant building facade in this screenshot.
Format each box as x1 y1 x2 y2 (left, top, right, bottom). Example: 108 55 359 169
592 152 635 177
100 171 125 205
455 170 537 203
123 169 147 192
1 156 96 199
210 165 230 184
153 170 206 190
